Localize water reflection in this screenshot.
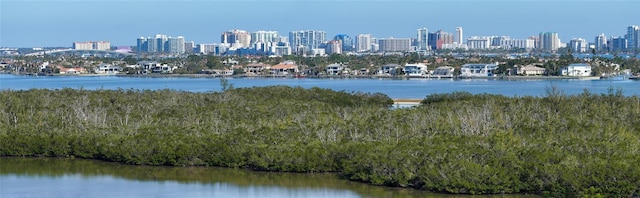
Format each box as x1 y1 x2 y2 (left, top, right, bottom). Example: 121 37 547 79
0 158 537 198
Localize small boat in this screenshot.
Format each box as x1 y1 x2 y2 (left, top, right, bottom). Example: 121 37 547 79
630 76 640 80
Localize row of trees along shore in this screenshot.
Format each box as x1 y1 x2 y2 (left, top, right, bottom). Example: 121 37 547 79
1 86 639 197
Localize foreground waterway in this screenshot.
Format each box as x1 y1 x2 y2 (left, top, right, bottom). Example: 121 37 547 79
0 158 538 198
1 74 639 98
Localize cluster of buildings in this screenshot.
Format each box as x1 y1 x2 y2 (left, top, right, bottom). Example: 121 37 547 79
124 25 640 56
136 34 188 54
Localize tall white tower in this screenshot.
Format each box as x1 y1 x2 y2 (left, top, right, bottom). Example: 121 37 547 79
417 28 429 50
356 34 372 52
455 27 463 44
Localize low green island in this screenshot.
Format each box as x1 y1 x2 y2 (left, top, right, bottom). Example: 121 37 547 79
1 86 638 197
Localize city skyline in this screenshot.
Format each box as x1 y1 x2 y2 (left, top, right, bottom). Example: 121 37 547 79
1 0 639 47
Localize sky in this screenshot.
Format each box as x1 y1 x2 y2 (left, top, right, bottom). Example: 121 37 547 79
1 0 639 47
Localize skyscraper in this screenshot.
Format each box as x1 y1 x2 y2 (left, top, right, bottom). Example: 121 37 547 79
155 34 168 53
426 30 453 50
326 40 342 54
221 29 251 48
136 34 186 54
610 37 628 51
595 33 607 52
184 41 194 54
626 25 639 50
333 34 353 52
466 36 492 49
137 37 148 53
416 28 429 50
539 32 559 51
288 30 326 54
624 25 640 49
378 38 412 52
72 42 93 50
250 31 279 45
167 36 185 54
455 27 463 44
569 38 588 53
356 34 372 52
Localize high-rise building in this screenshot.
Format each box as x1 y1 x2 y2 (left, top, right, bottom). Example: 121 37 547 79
427 30 454 50
377 38 412 52
417 28 429 50
569 38 588 53
528 36 540 49
356 34 372 52
438 30 454 49
539 32 559 51
184 41 194 54
499 38 535 50
250 31 279 45
222 29 251 48
326 40 342 54
198 44 217 54
136 34 186 54
288 30 326 54
167 36 185 54
492 36 510 47
333 34 353 51
610 37 627 51
137 37 148 53
155 34 168 53
94 41 110 50
636 26 640 49
625 25 639 50
72 42 93 50
455 27 463 44
73 41 110 50
466 36 492 49
595 33 607 52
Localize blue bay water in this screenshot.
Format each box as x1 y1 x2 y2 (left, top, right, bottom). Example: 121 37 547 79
1 74 639 98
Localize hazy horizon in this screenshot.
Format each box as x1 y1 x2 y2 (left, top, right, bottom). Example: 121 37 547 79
1 0 639 48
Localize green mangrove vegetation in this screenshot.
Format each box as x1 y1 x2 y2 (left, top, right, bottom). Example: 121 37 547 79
1 86 639 197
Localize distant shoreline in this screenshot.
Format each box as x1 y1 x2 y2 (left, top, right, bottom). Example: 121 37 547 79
2 72 609 80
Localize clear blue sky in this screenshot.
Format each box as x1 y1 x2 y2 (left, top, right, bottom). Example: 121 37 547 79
1 0 639 47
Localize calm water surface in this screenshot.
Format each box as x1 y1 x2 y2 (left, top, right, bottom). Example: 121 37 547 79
1 74 639 98
0 158 537 198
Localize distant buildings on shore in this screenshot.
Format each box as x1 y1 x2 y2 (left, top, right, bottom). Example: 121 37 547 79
55 25 640 57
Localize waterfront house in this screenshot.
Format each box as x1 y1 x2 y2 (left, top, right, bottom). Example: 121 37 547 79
378 64 402 75
270 61 299 75
515 64 546 75
0 59 10 68
222 58 239 66
151 64 176 73
245 63 270 74
432 66 455 77
137 61 175 74
357 68 369 76
459 63 498 77
561 63 592 77
138 61 160 71
94 63 122 74
59 67 87 74
326 63 345 75
404 63 429 77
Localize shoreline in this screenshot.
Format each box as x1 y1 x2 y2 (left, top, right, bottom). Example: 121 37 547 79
2 72 614 80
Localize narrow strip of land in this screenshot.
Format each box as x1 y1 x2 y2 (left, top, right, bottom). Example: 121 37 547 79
393 99 422 105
